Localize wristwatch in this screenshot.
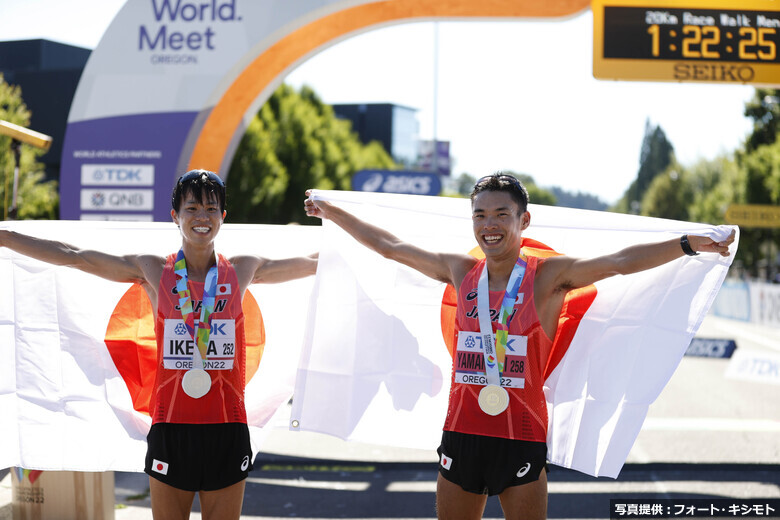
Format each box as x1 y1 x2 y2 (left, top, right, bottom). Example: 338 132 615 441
680 235 699 256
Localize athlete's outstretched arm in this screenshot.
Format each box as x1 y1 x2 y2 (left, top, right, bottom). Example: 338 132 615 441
0 229 162 284
540 230 736 292
230 253 318 289
304 191 475 287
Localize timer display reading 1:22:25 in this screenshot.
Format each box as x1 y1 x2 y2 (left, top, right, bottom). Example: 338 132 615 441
592 0 780 84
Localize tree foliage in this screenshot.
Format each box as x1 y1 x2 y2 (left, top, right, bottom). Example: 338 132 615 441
743 88 780 153
0 74 58 220
226 84 396 224
640 161 694 222
613 120 675 214
548 187 608 211
628 127 780 279
514 173 556 206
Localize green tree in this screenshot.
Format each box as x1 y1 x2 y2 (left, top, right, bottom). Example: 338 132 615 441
614 120 675 214
453 172 478 197
520 178 556 207
687 155 744 225
735 141 780 277
443 171 557 207
642 155 743 223
0 75 58 220
498 172 556 206
743 88 780 153
227 84 396 224
640 161 694 221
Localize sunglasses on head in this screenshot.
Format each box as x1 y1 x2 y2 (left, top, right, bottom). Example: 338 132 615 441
476 174 523 189
177 170 224 187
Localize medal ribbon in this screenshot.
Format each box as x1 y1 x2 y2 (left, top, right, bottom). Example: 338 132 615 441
174 249 219 370
476 254 527 386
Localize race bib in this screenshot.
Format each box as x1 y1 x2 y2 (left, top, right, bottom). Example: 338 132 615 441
163 318 236 370
455 330 527 388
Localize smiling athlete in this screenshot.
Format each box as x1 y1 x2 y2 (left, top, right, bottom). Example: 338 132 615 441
0 170 317 520
305 173 734 520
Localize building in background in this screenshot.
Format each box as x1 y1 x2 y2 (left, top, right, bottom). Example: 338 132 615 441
1 43 436 203
416 139 451 177
332 103 420 167
0 39 90 182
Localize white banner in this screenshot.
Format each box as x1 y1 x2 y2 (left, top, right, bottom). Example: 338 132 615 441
292 190 737 478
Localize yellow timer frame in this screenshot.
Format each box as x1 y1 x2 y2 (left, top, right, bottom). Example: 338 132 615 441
592 0 780 85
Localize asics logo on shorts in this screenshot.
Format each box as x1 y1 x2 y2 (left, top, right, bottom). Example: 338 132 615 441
516 462 531 478
241 455 250 472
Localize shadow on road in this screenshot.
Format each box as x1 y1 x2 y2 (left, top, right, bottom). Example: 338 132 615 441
111 457 780 518
223 456 780 518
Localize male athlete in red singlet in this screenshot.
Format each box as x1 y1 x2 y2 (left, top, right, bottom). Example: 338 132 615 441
305 174 734 520
0 170 317 520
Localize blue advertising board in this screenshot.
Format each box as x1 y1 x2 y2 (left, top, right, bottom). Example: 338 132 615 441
684 338 737 359
352 170 441 196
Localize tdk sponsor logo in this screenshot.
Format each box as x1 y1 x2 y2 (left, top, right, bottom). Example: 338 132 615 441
80 189 155 211
81 165 154 186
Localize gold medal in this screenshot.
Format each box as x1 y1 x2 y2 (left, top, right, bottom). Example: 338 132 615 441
182 368 211 399
478 384 509 416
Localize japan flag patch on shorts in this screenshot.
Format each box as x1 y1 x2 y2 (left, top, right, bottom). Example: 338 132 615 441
152 459 169 475
440 453 453 470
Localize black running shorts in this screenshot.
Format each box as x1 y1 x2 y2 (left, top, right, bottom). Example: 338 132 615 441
145 423 253 491
437 430 547 496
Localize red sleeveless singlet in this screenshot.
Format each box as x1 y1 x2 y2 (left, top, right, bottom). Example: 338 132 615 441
150 253 248 424
443 255 553 442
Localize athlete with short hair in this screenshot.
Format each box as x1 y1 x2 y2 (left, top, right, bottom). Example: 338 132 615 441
0 169 318 520
305 173 734 520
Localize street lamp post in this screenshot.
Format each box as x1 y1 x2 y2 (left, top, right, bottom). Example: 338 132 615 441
0 120 52 220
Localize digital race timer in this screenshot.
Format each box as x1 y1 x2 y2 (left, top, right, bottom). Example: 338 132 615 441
592 0 780 85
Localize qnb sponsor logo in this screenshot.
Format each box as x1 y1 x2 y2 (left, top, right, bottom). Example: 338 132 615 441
80 189 154 211
81 164 154 186
139 0 241 52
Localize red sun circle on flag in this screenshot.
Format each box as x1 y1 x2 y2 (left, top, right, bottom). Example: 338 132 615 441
439 238 597 380
103 283 265 415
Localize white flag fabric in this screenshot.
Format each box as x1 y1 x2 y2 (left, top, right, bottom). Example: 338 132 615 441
292 190 738 478
0 220 318 472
